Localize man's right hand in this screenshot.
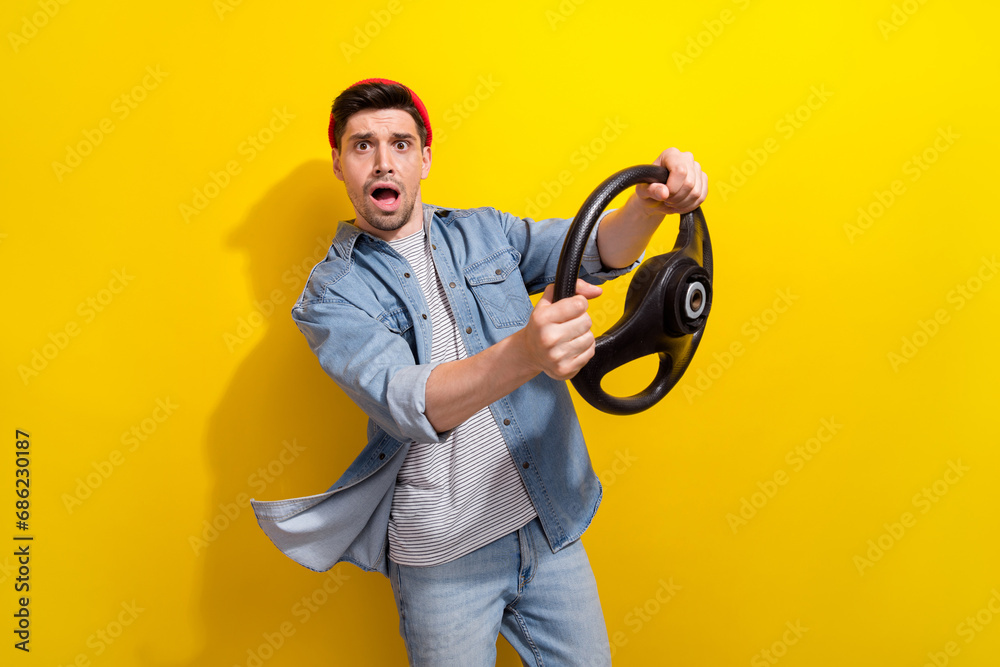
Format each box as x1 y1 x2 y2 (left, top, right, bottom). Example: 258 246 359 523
424 278 603 433
519 279 603 381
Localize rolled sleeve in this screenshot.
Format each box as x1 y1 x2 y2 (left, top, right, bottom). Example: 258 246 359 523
498 206 642 293
386 361 453 443
581 209 645 280
291 299 450 445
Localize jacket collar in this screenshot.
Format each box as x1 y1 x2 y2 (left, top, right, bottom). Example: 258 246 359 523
330 203 451 259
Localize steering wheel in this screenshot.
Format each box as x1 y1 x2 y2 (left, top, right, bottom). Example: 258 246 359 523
552 164 713 415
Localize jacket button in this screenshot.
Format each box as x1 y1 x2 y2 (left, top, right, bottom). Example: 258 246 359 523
465 327 472 334
495 269 502 275
432 244 437 250
404 272 410 278
422 314 427 319
449 281 456 288
379 453 385 460
522 461 529 469
503 419 510 425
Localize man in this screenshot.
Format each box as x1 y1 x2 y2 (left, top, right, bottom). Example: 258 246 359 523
250 78 707 665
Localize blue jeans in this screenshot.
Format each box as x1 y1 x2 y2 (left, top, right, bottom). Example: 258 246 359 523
387 516 612 666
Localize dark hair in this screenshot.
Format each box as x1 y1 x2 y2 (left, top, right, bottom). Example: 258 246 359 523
331 81 427 151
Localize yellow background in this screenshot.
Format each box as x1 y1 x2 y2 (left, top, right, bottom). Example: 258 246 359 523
3 0 999 665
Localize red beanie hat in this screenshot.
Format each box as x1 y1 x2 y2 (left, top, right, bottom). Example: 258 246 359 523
328 78 432 150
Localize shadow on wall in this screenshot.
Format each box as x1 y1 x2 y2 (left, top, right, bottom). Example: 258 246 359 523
145 159 399 665
148 159 525 666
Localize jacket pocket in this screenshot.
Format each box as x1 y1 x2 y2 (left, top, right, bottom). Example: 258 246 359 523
376 306 416 350
464 247 533 328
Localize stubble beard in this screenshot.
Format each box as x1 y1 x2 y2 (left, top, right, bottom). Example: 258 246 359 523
350 180 417 233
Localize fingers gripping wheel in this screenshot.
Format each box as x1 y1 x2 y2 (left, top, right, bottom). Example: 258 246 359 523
552 165 714 415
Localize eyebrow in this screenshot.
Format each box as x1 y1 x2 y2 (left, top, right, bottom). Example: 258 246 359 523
347 131 417 142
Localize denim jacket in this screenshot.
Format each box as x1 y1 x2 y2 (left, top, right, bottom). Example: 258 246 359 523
250 202 641 576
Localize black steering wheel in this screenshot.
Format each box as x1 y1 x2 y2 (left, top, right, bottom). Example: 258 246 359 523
552 164 713 415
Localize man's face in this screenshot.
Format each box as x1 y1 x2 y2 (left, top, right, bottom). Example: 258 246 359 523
332 108 431 240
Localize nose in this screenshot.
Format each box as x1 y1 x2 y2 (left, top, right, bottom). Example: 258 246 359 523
373 144 393 175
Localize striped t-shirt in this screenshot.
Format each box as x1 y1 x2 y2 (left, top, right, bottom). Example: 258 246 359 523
386 227 537 566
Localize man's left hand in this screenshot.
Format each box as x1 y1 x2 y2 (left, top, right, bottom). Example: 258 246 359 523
633 147 708 216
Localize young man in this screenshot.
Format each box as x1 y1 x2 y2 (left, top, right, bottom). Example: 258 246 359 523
250 78 707 665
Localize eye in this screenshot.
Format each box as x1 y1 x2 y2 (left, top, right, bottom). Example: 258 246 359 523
395 140 408 150
356 141 370 151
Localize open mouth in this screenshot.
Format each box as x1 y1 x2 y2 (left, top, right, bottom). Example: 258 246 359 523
369 183 401 212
